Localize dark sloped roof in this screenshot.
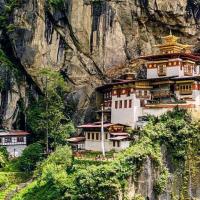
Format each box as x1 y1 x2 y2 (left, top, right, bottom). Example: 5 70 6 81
0 130 30 136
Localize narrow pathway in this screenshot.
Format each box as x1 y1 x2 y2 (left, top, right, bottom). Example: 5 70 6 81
0 185 17 200
4 179 32 200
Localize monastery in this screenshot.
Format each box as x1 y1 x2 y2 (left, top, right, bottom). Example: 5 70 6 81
67 34 200 152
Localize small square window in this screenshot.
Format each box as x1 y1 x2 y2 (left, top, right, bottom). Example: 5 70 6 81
4 137 12 143
17 137 24 142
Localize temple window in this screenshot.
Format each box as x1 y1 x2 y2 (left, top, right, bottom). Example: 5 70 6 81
127 89 131 96
184 65 193 76
4 137 12 143
115 101 118 109
117 90 121 97
158 64 166 76
17 137 24 143
119 100 122 108
179 84 192 95
124 100 127 108
87 132 90 140
92 133 95 140
140 100 145 107
96 133 99 140
129 100 132 108
105 133 108 140
194 66 197 74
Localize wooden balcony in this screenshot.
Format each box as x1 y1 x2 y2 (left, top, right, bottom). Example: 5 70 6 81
136 94 150 98
152 90 172 98
179 90 192 95
184 72 193 76
158 72 167 76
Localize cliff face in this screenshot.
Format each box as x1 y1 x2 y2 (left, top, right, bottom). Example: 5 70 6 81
1 0 200 125
0 1 200 199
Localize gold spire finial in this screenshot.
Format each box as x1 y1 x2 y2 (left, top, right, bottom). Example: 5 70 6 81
154 33 193 54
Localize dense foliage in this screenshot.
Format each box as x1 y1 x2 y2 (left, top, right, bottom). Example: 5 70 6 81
18 143 44 172
47 0 64 9
27 68 75 148
14 145 73 200
12 109 200 199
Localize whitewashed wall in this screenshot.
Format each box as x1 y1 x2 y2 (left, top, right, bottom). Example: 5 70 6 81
111 93 143 128
147 66 181 79
6 145 27 157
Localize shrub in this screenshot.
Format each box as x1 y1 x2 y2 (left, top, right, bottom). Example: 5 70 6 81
0 147 9 160
18 143 44 172
42 145 72 169
0 173 8 188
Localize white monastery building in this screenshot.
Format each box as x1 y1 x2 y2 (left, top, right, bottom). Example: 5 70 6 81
0 130 30 157
68 34 200 152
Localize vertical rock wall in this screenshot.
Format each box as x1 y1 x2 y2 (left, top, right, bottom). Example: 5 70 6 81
1 0 200 125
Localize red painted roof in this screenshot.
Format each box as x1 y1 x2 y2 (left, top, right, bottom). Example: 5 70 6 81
140 53 200 62
67 137 85 143
109 136 129 141
96 80 135 90
0 130 30 136
77 123 114 128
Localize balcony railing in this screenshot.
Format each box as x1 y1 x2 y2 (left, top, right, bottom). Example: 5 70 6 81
146 99 186 105
158 71 167 76
184 72 193 76
152 90 173 98
136 94 150 98
179 90 192 95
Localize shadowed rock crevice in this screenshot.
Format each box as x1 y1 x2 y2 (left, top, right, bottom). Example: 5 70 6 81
1 0 200 127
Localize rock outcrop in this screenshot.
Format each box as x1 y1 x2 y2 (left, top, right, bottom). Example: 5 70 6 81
1 0 200 125
0 0 200 199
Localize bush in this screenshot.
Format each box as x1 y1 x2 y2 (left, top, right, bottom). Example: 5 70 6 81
42 145 72 168
132 194 145 200
0 173 8 188
47 0 64 8
18 143 44 172
0 147 9 160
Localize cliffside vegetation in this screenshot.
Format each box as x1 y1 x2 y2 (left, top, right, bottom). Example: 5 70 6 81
11 108 200 200
26 68 75 147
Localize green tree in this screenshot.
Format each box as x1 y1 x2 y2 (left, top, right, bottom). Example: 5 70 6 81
41 145 72 170
27 67 75 149
0 147 9 160
18 143 44 172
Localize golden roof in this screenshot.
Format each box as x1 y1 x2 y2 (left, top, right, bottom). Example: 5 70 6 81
155 33 193 53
